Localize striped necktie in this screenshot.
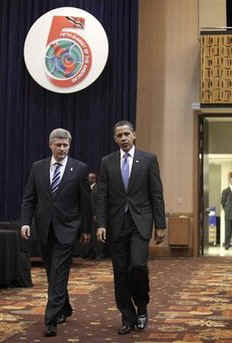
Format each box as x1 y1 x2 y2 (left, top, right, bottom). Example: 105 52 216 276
51 163 62 193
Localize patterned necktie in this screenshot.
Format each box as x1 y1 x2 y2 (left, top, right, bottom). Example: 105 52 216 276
50 163 62 193
121 153 130 190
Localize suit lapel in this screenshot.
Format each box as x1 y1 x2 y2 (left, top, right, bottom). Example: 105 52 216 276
113 151 125 192
45 158 51 192
55 157 74 196
116 149 143 193
40 158 52 198
128 150 142 191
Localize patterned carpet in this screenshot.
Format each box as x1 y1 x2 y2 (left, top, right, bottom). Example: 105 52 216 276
1 256 232 342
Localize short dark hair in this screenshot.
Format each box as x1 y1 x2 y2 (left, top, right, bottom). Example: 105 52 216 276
113 121 134 134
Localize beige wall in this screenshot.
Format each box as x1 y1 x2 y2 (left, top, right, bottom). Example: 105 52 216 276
199 0 226 29
208 122 232 154
208 163 221 216
136 0 200 215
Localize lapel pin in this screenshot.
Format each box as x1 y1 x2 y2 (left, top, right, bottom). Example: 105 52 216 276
136 160 140 163
70 167 73 171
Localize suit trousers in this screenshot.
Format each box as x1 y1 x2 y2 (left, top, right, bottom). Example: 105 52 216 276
40 226 73 325
225 219 232 247
110 211 150 325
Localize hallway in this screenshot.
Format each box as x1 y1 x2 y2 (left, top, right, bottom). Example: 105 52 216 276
1 256 232 342
205 246 232 257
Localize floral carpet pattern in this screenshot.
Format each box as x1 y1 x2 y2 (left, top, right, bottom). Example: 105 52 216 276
1 257 232 342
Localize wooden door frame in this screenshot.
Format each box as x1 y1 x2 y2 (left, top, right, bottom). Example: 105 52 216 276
193 109 232 257
193 110 201 257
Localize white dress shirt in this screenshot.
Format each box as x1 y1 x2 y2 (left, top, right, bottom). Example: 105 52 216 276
120 145 135 178
50 156 68 184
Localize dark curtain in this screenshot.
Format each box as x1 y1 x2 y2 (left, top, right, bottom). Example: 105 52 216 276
0 0 138 220
227 0 232 26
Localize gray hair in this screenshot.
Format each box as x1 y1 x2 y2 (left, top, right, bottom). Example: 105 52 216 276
49 128 72 144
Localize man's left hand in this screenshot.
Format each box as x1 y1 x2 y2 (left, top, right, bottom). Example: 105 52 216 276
154 228 166 244
80 233 91 244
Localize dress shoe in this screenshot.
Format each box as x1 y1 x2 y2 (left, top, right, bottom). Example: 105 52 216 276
118 324 135 335
45 324 57 337
136 314 148 330
56 310 72 324
56 313 67 324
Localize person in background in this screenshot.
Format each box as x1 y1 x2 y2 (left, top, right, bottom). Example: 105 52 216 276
88 172 107 260
96 120 166 335
221 171 232 249
21 128 91 337
88 172 97 190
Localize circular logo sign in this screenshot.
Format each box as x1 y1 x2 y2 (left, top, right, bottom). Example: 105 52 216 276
24 7 108 93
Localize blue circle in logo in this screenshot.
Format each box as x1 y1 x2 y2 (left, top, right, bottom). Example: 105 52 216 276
45 39 83 79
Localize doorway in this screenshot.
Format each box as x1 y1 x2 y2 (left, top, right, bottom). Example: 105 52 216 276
199 115 232 256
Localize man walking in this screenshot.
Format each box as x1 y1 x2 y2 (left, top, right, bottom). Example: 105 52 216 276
96 120 166 335
221 171 232 249
21 128 91 337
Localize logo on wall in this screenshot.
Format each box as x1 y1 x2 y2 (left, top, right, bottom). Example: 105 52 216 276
45 16 92 87
24 8 109 93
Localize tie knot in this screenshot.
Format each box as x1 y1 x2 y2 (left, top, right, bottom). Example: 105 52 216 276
124 152 129 159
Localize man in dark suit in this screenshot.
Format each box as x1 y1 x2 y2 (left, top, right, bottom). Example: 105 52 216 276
96 120 166 335
21 128 91 337
221 171 232 249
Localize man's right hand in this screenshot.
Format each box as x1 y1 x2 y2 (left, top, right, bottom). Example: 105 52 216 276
97 227 106 243
21 225 31 240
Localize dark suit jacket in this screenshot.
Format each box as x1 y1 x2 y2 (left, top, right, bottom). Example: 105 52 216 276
221 187 232 220
96 149 166 242
21 157 91 245
91 183 97 218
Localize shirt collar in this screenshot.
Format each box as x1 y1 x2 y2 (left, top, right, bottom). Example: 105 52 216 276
51 155 68 166
90 183 96 190
120 145 135 159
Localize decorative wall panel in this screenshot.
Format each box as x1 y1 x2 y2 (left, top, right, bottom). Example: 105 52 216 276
201 33 232 104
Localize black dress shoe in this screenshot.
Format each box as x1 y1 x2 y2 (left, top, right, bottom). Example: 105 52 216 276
56 314 67 324
136 314 148 330
45 324 57 337
56 310 72 324
118 324 135 335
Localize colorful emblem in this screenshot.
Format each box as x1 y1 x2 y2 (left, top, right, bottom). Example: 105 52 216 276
45 16 92 87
